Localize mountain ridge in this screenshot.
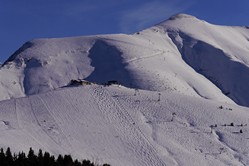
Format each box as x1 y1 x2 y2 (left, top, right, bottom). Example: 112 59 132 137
1 14 249 166
1 13 249 106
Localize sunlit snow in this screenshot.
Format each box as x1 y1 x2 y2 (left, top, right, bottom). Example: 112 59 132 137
0 14 249 165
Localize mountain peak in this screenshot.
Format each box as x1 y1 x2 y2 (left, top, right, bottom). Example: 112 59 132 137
168 13 198 20
154 13 202 27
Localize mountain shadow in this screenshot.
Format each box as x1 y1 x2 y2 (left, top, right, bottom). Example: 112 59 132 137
86 40 135 87
168 30 249 107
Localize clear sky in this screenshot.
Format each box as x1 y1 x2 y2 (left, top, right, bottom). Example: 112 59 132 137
1 0 249 62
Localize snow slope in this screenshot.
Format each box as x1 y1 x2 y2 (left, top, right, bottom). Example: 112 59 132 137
158 14 249 107
0 85 248 166
2 13 249 106
1 13 249 165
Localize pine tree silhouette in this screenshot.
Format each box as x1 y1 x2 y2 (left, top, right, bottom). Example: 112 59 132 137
0 147 110 166
5 147 14 165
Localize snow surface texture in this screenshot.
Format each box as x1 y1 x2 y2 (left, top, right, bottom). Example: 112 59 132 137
0 85 249 166
0 13 249 165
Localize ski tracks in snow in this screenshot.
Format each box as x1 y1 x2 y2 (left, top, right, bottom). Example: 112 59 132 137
125 50 166 64
15 98 48 150
28 95 73 153
90 85 166 166
118 95 180 165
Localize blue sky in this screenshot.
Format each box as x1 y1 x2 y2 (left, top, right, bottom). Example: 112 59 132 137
1 0 249 62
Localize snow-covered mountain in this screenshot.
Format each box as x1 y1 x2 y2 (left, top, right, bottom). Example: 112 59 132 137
1 13 249 165
2 13 249 106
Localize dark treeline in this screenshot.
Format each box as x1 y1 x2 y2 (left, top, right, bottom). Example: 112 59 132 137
0 147 110 166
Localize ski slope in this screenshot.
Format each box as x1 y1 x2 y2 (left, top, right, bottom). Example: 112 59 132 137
0 84 248 166
1 13 249 165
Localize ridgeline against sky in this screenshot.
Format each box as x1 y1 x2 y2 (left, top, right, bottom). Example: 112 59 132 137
1 0 249 62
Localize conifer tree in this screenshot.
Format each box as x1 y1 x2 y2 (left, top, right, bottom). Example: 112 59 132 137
37 149 44 166
0 148 5 165
56 154 64 166
5 147 14 165
28 147 38 165
64 154 73 166
0 147 110 166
